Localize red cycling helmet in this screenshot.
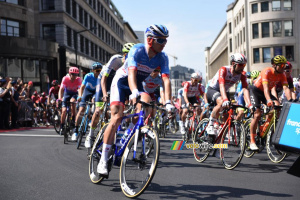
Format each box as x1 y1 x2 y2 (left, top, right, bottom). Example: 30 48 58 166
52 80 59 86
69 67 79 74
41 92 46 96
285 61 293 70
33 91 38 95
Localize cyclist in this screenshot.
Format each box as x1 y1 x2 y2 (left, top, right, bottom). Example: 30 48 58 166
58 67 82 135
39 92 50 126
85 43 135 148
249 55 292 150
47 80 60 105
72 62 102 141
206 53 251 137
31 91 40 125
294 75 300 101
179 73 204 138
234 72 251 120
97 24 174 176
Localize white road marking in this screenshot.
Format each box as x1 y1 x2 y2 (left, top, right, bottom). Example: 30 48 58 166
0 134 61 137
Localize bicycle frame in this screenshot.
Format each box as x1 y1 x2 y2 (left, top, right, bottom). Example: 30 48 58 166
79 103 91 133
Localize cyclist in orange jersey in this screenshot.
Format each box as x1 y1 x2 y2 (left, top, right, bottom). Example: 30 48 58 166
249 55 292 150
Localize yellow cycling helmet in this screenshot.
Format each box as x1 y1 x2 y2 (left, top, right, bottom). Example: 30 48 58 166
122 43 135 53
271 55 287 65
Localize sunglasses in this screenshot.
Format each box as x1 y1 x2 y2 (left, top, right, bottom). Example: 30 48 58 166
235 63 246 68
153 38 167 45
284 69 290 72
70 73 78 76
277 63 285 68
95 69 101 73
154 70 161 72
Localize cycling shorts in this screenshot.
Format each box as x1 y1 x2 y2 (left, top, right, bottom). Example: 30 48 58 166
249 85 277 108
62 93 78 108
206 87 229 106
182 96 199 108
79 88 95 107
95 74 114 103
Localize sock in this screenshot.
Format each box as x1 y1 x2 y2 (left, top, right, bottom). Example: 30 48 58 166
88 126 96 137
179 120 183 127
34 118 37 124
101 143 112 162
208 116 216 126
75 126 79 132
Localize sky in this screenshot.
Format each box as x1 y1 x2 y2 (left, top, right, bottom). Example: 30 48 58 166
112 0 235 76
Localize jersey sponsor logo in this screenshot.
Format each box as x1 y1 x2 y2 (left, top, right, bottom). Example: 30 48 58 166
137 63 153 73
86 82 96 90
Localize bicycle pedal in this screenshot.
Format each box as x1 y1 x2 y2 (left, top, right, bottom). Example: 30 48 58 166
99 173 109 179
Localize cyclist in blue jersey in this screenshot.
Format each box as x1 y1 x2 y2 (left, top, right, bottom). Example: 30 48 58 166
97 24 174 176
71 62 102 141
85 43 135 148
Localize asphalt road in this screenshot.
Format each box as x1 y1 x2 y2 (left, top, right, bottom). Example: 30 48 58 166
0 128 299 200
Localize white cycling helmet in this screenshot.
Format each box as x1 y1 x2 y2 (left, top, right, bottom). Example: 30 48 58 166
293 78 298 83
230 53 247 65
191 72 200 80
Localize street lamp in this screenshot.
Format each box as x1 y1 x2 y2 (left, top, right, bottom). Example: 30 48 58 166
74 26 97 77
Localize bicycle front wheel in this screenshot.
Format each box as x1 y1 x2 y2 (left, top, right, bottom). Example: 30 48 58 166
88 123 108 184
221 120 246 170
193 118 210 163
120 126 159 198
266 123 287 163
243 119 255 158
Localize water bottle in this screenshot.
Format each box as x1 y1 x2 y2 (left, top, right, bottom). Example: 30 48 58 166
121 123 134 145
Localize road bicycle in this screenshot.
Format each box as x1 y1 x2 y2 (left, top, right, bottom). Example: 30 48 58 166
244 105 287 163
184 105 201 142
76 102 93 149
193 104 247 170
88 99 159 198
62 101 76 144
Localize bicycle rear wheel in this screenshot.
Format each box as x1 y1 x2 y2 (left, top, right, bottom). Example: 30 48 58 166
266 123 287 163
88 124 108 184
54 114 61 134
120 126 159 198
220 120 246 170
193 118 210 163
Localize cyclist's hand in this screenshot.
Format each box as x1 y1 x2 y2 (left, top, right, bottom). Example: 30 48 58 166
267 99 274 107
102 96 108 102
166 103 175 113
204 103 209 109
248 104 255 113
77 96 82 102
222 99 230 108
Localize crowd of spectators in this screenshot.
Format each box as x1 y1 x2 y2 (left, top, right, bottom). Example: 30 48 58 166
0 76 35 129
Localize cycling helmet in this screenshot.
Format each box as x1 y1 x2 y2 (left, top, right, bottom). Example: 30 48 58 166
122 43 135 53
293 78 298 83
69 66 79 74
145 24 169 38
246 72 251 78
33 91 38 95
92 62 103 70
191 72 200 80
250 70 260 79
271 55 287 65
41 92 46 96
181 81 186 87
52 80 58 86
230 53 247 65
285 61 292 70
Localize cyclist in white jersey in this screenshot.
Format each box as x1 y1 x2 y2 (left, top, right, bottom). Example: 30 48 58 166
97 24 174 177
206 53 252 137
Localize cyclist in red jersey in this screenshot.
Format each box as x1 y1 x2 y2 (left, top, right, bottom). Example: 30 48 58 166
249 55 292 150
47 80 60 105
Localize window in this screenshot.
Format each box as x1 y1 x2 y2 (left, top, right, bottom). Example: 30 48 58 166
243 27 245 42
272 0 281 11
229 38 232 52
42 24 56 42
84 11 88 27
284 20 293 36
91 42 94 57
286 46 294 61
72 0 77 19
41 0 55 10
237 34 239 47
274 46 282 56
283 0 292 11
85 38 89 55
229 22 232 34
0 0 25 6
262 22 270 38
79 6 83 24
252 23 259 39
66 0 71 14
90 16 93 29
95 45 98 59
273 21 282 37
253 48 260 63
263 47 271 63
252 3 258 13
261 2 269 12
67 26 72 47
80 35 84 53
240 31 242 45
0 19 25 37
242 8 244 18
73 30 77 50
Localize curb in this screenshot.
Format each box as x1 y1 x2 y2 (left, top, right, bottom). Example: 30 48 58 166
0 126 54 133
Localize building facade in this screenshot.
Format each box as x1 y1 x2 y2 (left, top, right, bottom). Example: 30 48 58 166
205 0 299 84
0 0 139 92
170 65 195 97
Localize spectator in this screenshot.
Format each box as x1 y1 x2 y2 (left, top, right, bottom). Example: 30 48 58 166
0 78 12 129
11 80 20 128
27 81 34 98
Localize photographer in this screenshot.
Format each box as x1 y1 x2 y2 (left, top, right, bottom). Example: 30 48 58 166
0 78 12 129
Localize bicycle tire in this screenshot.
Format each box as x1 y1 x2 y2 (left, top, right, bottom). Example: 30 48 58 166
88 123 108 184
266 123 287 163
54 113 61 134
220 120 246 170
120 126 159 198
77 118 86 149
169 118 176 134
193 118 210 163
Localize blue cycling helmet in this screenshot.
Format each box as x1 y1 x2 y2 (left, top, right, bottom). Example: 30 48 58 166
145 24 169 38
92 62 103 70
246 72 251 78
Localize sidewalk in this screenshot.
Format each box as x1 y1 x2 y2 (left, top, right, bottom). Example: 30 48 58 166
0 126 54 133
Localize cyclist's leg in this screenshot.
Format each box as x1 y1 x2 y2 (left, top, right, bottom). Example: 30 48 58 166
60 94 71 127
70 95 77 121
236 92 245 121
206 87 222 136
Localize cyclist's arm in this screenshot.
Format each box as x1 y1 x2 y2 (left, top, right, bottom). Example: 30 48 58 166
263 83 272 102
183 83 189 105
58 86 64 100
160 88 165 105
243 88 251 105
78 84 85 98
128 68 138 92
162 76 171 103
283 85 292 101
101 75 108 99
271 87 279 99
219 83 228 101
292 91 296 99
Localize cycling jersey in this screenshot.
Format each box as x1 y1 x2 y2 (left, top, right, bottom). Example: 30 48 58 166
294 81 300 94
49 86 60 100
142 75 163 94
183 81 204 97
60 75 82 95
31 95 40 104
177 88 184 99
39 97 47 104
110 43 169 105
253 67 288 91
209 66 248 91
95 54 123 103
82 72 98 92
